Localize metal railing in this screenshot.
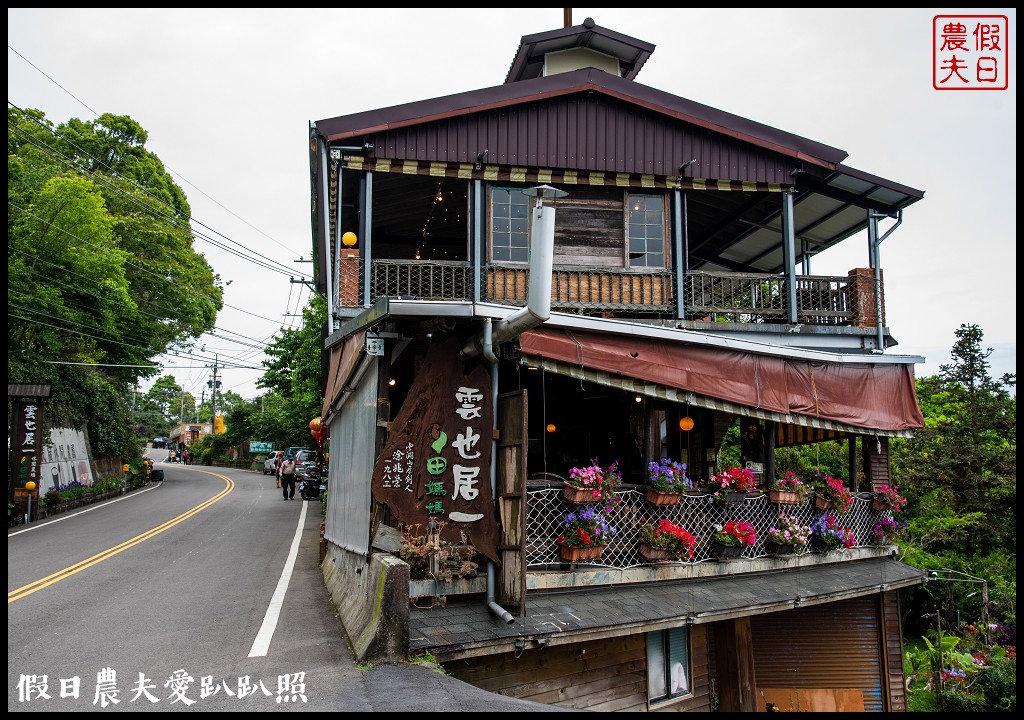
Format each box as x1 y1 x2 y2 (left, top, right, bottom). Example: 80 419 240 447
683 271 853 325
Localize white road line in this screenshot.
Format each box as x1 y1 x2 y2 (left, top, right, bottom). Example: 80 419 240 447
248 499 308 657
7 483 161 536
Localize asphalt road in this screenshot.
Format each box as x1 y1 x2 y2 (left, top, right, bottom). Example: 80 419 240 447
8 451 574 712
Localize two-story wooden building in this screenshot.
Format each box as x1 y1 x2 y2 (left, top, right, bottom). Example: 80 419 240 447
310 17 927 712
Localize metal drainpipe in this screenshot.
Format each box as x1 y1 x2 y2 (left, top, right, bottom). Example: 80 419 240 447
462 185 565 359
870 210 902 353
482 318 514 625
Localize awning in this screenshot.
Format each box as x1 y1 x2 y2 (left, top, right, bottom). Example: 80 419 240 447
518 328 924 434
410 557 926 659
321 329 367 419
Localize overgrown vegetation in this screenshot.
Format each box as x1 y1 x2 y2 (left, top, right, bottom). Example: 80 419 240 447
8 106 222 463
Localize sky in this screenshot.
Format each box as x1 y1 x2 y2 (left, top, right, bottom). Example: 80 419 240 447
8 8 1016 402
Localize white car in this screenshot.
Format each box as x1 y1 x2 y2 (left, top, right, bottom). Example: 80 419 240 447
263 453 281 475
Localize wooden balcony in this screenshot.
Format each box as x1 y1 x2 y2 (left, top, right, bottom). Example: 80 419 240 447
345 258 879 329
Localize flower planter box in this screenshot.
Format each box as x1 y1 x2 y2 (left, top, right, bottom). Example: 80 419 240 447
638 542 677 562
562 482 601 504
810 536 838 553
645 487 682 506
559 543 605 562
710 540 745 560
871 497 892 512
765 540 797 557
769 489 802 505
814 495 834 512
721 490 751 506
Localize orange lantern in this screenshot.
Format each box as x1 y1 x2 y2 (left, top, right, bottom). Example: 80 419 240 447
679 416 695 431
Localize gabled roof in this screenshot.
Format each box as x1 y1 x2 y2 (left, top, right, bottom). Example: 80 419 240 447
503 16 655 83
315 67 846 172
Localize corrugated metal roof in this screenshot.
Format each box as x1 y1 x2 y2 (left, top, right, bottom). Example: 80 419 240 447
410 557 925 660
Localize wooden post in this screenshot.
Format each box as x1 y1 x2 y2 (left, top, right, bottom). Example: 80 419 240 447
981 581 990 645
713 617 757 712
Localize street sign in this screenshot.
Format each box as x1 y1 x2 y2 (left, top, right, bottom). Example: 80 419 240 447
249 441 275 454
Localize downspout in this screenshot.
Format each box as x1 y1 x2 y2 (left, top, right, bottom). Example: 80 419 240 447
869 210 902 353
467 185 566 623
462 184 566 358
483 318 514 625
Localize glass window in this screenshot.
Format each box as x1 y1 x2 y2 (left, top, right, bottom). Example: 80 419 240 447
647 626 691 703
491 187 530 263
628 194 665 268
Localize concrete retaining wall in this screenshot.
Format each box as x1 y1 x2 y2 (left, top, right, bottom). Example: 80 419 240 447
321 543 410 663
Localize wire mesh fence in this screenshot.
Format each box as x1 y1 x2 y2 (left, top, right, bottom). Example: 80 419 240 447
526 485 887 569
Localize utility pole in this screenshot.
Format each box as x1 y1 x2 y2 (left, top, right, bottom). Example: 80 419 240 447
210 355 219 429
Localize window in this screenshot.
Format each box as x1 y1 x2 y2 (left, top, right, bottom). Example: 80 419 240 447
647 626 691 703
628 194 665 268
490 187 531 262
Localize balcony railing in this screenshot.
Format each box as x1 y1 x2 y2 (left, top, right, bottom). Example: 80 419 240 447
682 271 853 325
525 483 883 569
357 260 862 327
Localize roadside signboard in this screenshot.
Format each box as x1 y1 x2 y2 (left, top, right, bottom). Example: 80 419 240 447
249 441 275 454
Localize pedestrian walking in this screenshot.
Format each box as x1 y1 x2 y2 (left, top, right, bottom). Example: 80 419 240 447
280 456 297 500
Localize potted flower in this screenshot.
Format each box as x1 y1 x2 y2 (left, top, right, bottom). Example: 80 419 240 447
710 520 757 559
813 475 854 513
871 483 906 513
809 513 856 552
870 517 908 545
399 521 478 581
645 459 693 505
557 505 616 562
764 513 812 556
709 466 758 506
768 471 809 505
638 517 697 561
564 459 621 504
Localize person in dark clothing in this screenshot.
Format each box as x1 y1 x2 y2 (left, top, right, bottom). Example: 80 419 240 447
280 457 297 500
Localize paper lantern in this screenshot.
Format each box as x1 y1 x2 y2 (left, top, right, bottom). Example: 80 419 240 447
679 416 694 431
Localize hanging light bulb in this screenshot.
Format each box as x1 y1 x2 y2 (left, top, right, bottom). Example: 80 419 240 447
546 423 557 433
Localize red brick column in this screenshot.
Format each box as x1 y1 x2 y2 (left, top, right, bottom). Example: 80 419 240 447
848 267 884 328
338 250 360 308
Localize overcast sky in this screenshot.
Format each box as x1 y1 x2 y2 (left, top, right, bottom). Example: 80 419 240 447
8 8 1016 402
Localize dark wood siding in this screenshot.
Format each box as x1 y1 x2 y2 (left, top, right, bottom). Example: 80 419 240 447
373 94 796 183
444 626 714 712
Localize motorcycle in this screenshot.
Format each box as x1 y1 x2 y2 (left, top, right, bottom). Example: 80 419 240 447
299 468 327 500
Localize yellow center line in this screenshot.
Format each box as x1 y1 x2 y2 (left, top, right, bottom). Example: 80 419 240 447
8 473 234 603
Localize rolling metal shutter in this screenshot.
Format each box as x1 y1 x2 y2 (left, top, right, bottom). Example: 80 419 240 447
751 597 884 712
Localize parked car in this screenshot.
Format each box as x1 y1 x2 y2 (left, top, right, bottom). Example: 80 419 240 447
284 446 309 460
294 449 317 480
263 451 283 475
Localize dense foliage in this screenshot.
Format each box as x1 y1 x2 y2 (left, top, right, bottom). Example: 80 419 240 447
8 106 222 461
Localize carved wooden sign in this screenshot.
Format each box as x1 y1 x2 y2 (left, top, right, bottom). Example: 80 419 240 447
371 338 499 563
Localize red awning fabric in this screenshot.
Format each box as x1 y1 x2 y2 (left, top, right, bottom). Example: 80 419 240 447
518 328 924 432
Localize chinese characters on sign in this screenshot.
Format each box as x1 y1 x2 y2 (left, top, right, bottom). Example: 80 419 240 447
933 15 1009 90
371 337 500 561
16 669 307 706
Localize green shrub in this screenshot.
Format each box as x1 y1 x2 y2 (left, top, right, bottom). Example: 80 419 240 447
976 655 1017 712
940 689 986 712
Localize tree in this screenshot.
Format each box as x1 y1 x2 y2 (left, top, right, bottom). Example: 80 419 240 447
891 324 1016 648
8 106 222 463
255 295 326 449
